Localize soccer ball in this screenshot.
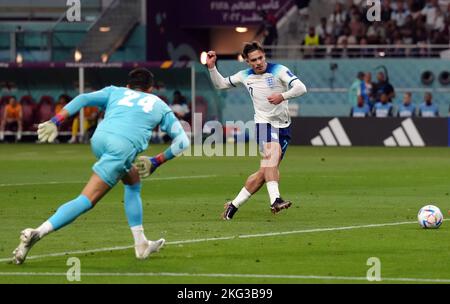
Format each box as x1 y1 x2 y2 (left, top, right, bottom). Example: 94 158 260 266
417 205 443 229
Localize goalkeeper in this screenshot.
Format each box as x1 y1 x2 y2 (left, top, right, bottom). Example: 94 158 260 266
12 68 190 264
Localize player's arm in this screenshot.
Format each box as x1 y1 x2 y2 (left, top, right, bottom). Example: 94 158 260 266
37 88 111 143
135 111 190 178
206 51 242 90
268 66 307 105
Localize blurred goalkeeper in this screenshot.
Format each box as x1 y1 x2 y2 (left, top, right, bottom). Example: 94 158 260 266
207 41 307 220
12 68 190 265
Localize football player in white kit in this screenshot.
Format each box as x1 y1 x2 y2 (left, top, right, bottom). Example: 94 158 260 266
206 41 307 220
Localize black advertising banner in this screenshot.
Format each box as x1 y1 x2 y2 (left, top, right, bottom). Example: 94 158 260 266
291 117 449 147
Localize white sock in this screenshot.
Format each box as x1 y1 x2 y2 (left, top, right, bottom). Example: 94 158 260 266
0 132 4 141
36 221 54 238
231 187 252 208
131 225 147 245
266 181 280 205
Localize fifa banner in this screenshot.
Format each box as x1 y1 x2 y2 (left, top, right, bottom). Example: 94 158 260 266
290 117 449 147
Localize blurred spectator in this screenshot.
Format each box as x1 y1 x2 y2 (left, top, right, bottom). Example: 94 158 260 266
433 7 446 31
392 0 411 27
401 15 416 46
302 26 321 58
381 0 394 22
349 13 366 38
445 3 450 19
373 93 394 117
397 92 416 117
328 2 348 37
170 90 191 124
68 106 100 143
418 92 439 117
374 72 395 102
55 94 72 131
362 72 376 108
348 71 365 106
315 17 331 40
350 95 371 117
366 21 386 44
0 96 22 142
421 0 439 30
255 10 278 57
407 0 426 18
54 94 70 114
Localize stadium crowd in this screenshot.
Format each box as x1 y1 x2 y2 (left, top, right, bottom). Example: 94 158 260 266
303 0 450 57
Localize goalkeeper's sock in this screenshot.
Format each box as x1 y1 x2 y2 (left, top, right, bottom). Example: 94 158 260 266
124 183 143 227
36 221 54 239
131 225 147 245
231 187 251 208
266 181 280 205
48 195 93 230
124 183 147 245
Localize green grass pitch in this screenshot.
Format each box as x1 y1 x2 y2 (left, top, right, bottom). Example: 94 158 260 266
0 144 449 284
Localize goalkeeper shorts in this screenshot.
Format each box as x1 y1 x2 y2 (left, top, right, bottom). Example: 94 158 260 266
90 130 138 187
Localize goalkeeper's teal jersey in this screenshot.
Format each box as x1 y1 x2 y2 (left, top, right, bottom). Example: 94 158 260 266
64 86 174 152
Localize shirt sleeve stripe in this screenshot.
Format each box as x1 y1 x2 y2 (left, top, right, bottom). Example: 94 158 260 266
228 76 236 87
288 78 299 87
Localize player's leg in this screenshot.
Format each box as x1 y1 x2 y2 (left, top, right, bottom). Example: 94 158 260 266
12 173 110 264
223 123 271 220
262 126 292 214
121 167 164 259
223 169 265 220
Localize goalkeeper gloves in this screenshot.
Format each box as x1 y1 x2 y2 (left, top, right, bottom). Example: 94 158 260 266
37 114 64 143
135 155 163 179
37 121 58 143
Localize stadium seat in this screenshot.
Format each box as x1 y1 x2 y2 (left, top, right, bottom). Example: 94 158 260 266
20 95 36 131
36 95 55 123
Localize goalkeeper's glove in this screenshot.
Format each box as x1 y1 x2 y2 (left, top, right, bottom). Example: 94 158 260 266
135 156 162 179
37 121 58 143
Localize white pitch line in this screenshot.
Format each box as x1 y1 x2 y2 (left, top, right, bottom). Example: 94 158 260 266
1 219 441 263
0 271 449 283
0 175 216 187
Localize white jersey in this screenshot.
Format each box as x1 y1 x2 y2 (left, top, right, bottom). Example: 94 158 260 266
211 63 303 129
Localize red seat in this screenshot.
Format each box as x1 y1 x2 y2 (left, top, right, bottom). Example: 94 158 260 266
36 96 55 124
20 95 37 131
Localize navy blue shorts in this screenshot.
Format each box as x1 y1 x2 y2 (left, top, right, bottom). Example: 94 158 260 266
255 123 291 160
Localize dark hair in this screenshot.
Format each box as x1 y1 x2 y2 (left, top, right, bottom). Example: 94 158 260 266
127 68 154 91
242 41 265 59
